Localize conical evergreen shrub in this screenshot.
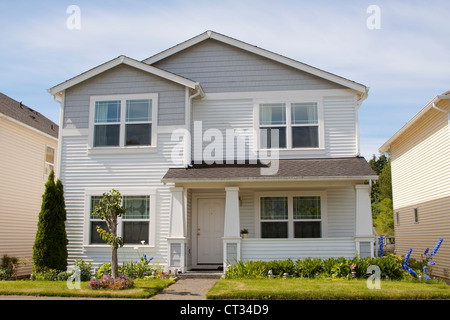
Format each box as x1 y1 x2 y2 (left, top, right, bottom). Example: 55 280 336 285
32 170 68 273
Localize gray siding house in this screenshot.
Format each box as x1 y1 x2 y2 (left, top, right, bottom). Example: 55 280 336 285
48 31 376 272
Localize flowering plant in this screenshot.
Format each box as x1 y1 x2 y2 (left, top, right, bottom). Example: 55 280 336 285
88 272 134 290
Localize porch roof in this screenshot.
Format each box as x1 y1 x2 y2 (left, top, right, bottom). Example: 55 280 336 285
162 157 378 183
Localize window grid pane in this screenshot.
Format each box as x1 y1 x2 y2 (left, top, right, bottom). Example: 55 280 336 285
294 222 321 238
125 123 152 146
259 104 286 125
94 101 121 123
123 196 149 219
293 196 321 219
94 124 120 147
260 127 287 149
123 222 149 244
261 222 288 238
292 103 318 124
126 99 152 122
260 197 288 220
292 126 318 148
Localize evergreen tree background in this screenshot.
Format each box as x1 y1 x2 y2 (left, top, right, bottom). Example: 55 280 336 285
32 170 68 273
368 153 394 236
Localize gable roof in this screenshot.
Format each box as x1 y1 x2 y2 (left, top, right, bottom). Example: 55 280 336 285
379 90 450 153
143 30 368 96
162 157 377 183
48 55 204 96
0 92 58 138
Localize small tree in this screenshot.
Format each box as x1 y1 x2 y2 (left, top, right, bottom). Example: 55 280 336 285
93 189 126 278
33 170 68 273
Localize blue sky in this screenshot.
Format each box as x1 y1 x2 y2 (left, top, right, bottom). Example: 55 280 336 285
1 0 449 159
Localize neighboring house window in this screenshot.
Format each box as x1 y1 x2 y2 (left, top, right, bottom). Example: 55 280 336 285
90 94 157 148
44 145 55 176
396 212 400 225
89 194 151 245
258 193 325 238
414 208 419 223
258 101 320 149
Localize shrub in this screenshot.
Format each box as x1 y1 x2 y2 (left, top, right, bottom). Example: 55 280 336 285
0 255 18 280
33 171 68 273
226 255 409 280
296 258 323 278
33 267 61 281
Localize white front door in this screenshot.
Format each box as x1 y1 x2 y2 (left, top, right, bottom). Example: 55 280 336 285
197 198 225 265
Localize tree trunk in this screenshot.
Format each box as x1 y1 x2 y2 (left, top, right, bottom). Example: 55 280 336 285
111 248 118 278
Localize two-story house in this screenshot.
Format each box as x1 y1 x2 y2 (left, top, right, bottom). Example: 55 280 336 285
48 31 377 273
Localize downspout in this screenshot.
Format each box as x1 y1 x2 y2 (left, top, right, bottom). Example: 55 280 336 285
50 90 64 179
186 84 204 167
355 87 370 157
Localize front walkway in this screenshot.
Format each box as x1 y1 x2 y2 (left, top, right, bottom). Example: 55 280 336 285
151 278 219 300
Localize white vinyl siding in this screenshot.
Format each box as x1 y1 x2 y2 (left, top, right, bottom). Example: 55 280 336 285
60 132 183 269
153 39 344 93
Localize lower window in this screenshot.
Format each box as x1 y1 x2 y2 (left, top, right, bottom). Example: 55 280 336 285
259 195 322 238
89 195 150 245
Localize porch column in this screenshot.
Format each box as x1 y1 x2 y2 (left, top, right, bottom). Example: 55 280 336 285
355 184 375 258
223 187 241 270
167 187 187 272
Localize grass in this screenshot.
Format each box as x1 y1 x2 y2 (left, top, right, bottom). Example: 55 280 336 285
0 278 173 299
206 278 450 300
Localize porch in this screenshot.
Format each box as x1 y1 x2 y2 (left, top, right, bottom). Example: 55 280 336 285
162 158 377 272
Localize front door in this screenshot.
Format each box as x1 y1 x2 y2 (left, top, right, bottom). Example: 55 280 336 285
197 198 225 265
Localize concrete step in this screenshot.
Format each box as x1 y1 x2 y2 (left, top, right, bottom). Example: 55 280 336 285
177 270 223 279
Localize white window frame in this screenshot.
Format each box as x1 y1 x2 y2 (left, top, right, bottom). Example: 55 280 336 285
255 191 327 238
254 97 324 151
44 145 56 177
83 187 157 247
88 93 158 152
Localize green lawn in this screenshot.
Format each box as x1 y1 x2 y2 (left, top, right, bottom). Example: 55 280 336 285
0 278 173 299
206 278 450 300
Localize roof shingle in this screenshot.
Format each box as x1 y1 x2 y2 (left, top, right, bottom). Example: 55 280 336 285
0 93 58 138
162 157 377 182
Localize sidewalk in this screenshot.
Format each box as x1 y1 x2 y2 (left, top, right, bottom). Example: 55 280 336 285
151 278 219 300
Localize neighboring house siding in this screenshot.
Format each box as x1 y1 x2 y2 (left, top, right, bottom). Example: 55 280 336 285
0 116 58 276
63 64 186 129
153 39 345 93
394 196 450 280
60 132 183 268
389 101 450 280
390 107 450 209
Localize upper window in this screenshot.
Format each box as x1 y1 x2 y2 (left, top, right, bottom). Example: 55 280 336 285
259 101 320 149
90 94 157 148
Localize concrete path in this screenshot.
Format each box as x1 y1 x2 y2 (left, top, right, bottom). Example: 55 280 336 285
151 278 219 300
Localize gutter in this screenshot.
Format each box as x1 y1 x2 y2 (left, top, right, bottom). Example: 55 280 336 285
432 94 450 135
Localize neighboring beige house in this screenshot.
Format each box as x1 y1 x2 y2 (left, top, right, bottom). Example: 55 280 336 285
0 92 59 277
380 91 450 281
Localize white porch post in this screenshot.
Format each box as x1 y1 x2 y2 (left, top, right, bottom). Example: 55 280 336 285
355 184 375 258
167 187 187 272
223 187 241 270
